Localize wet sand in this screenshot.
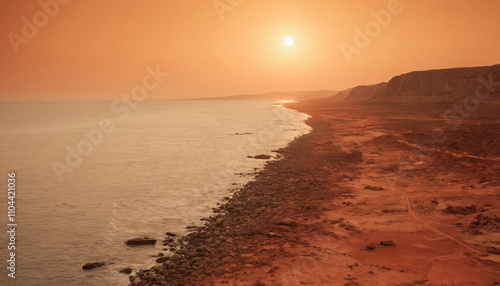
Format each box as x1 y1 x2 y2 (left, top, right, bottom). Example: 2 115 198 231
131 101 500 286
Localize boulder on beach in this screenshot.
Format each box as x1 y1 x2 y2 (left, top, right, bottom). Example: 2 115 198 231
126 237 157 245
380 240 396 246
365 185 384 191
443 205 477 215
82 262 105 270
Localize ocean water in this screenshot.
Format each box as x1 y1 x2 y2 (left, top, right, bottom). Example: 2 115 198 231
0 100 310 286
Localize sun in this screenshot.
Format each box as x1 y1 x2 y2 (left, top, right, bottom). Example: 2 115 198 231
284 36 294 47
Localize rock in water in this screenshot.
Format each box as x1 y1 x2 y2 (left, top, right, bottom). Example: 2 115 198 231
119 267 133 274
254 154 272 160
82 262 105 270
155 257 169 263
126 237 157 245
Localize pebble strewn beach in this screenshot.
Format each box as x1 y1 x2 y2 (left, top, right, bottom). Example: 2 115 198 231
129 100 500 286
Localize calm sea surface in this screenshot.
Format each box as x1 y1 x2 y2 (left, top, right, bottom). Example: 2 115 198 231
0 100 310 285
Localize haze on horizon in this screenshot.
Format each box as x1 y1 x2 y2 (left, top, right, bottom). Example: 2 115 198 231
1 0 499 100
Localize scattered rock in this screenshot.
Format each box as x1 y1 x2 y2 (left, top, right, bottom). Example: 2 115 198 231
270 218 297 227
175 249 188 255
366 159 377 164
366 244 376 251
267 232 279 237
365 185 384 191
234 132 253 135
254 154 272 160
467 214 500 233
348 150 364 163
170 254 182 261
82 262 105 270
380 240 396 246
119 267 133 274
343 174 355 181
487 247 500 255
165 232 177 236
126 237 157 245
443 205 478 215
155 257 169 263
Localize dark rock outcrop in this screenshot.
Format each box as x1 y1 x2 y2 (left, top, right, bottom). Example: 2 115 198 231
443 205 478 215
126 237 157 245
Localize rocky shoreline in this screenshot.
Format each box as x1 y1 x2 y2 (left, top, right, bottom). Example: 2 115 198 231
128 106 364 285
129 101 500 286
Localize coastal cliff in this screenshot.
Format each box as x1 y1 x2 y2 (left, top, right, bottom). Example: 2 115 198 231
346 82 387 102
374 64 500 102
331 64 500 103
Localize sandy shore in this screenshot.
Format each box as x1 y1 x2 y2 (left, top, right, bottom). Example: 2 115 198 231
130 101 500 286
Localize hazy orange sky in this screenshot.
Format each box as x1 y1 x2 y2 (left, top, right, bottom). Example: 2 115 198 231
1 0 499 100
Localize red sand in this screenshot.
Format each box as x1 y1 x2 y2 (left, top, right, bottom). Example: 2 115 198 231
132 101 500 286
201 101 500 285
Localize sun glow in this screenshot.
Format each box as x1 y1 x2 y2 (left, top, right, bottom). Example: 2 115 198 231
284 36 294 47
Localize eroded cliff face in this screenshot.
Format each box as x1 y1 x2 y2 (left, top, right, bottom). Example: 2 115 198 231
346 82 387 102
329 64 500 104
372 64 500 102
330 88 354 101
